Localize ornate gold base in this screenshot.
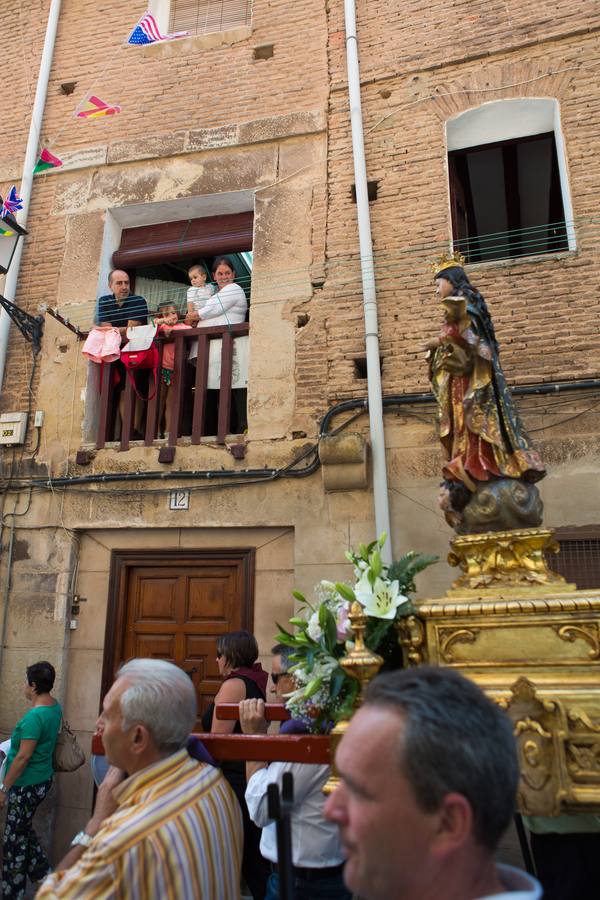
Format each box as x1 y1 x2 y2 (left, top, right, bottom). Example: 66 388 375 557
407 586 600 814
323 601 383 795
447 527 575 595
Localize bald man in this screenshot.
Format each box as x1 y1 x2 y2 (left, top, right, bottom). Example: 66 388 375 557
96 270 148 336
95 270 149 438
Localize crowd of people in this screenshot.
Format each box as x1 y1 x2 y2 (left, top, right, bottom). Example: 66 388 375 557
1 634 598 898
92 255 248 440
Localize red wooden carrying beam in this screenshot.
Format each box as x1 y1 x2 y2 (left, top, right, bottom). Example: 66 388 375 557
91 732 331 764
215 703 291 721
198 734 331 763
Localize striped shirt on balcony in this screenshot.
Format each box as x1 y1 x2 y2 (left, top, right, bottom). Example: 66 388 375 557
37 749 243 900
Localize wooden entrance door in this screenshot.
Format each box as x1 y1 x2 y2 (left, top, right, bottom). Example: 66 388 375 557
102 550 254 723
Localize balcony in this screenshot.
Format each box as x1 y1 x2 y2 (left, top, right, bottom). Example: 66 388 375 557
95 323 249 451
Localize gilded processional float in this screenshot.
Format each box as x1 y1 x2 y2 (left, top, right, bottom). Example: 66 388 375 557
208 254 600 819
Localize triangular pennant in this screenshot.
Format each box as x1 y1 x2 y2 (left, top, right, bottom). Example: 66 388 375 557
76 95 122 119
0 186 23 219
33 148 63 174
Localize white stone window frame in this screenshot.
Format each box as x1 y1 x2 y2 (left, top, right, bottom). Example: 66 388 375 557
149 0 252 42
445 98 576 256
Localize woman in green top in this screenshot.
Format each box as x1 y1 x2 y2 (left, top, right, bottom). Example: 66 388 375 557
0 660 62 898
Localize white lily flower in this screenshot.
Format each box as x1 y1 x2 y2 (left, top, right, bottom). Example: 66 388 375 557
355 574 408 619
351 558 369 579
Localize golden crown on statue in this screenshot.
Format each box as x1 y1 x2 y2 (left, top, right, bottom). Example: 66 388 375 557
431 251 466 275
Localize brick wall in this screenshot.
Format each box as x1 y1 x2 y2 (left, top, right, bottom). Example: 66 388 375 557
292 4 600 419
3 1 600 434
0 0 330 418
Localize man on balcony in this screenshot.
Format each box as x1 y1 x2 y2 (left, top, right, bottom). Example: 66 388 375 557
96 270 149 438
96 270 148 335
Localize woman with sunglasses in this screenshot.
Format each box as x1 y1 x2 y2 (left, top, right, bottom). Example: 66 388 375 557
201 631 270 900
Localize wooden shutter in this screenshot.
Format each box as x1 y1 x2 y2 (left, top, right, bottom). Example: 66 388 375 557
112 211 253 269
170 0 252 34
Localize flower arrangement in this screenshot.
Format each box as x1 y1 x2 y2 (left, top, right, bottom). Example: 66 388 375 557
275 535 438 732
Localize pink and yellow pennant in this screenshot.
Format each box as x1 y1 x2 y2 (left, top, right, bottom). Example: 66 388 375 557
76 95 122 119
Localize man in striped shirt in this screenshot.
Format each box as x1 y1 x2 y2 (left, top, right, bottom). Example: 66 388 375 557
37 659 242 899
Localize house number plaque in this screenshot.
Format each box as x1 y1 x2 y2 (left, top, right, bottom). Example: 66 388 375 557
169 489 190 510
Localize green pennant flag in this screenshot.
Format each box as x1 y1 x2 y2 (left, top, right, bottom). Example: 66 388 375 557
33 148 63 174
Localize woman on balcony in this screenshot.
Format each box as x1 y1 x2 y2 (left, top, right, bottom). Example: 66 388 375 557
186 255 247 352
186 256 249 434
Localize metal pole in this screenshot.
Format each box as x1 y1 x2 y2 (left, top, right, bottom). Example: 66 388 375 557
343 0 392 562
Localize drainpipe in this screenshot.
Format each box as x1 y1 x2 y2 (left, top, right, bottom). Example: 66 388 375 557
343 0 392 562
0 0 62 392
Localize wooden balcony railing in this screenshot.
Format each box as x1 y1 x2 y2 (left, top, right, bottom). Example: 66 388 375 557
96 323 249 451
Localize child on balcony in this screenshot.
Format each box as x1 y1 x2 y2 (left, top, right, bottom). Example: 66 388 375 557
154 301 191 437
186 263 214 366
186 263 214 320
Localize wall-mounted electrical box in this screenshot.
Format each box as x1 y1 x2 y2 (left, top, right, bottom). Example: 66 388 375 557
0 412 28 445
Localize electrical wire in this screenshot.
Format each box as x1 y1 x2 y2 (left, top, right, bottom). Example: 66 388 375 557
4 380 600 502
40 212 600 332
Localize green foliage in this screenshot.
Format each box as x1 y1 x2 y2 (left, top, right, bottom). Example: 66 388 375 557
275 537 438 732
335 582 356 603
388 551 439 596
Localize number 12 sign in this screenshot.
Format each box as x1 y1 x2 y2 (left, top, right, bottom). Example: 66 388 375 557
169 489 190 510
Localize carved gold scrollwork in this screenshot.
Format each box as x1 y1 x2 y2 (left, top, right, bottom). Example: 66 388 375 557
439 627 480 663
503 677 563 815
553 624 600 660
567 709 600 733
446 527 574 594
396 615 426 666
566 741 600 782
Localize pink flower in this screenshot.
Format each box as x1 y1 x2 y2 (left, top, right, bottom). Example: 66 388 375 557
336 604 352 640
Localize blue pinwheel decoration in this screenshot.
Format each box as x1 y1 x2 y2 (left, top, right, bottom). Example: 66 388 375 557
1 186 24 219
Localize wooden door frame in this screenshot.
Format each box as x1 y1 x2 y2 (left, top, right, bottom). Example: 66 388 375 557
100 548 255 704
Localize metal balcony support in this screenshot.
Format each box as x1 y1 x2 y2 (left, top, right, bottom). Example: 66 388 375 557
0 294 44 354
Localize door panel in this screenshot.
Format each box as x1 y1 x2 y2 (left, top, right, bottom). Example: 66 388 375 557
103 550 254 726
137 574 179 621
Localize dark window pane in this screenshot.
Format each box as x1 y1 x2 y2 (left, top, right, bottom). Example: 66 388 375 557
449 132 568 263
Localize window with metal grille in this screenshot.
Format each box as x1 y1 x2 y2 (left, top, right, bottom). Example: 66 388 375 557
445 98 575 265
546 530 600 590
448 133 568 264
169 0 252 35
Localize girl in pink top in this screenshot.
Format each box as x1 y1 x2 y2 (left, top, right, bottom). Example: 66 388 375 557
154 302 191 437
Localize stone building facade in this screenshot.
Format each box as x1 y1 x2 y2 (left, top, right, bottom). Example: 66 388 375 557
1 0 600 858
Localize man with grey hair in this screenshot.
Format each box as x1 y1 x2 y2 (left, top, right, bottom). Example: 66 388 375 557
323 666 542 900
37 659 242 899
